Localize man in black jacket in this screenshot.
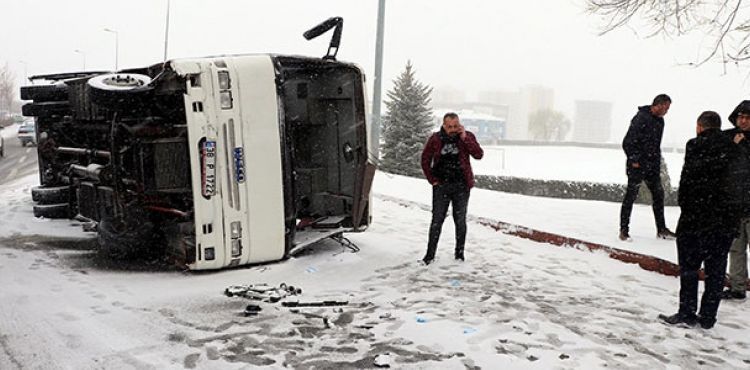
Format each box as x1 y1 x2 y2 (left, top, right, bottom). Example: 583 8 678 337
659 111 738 329
721 100 750 300
619 94 676 241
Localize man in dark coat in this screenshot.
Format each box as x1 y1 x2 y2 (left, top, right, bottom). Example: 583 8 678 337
721 100 750 300
659 111 738 329
619 94 676 241
420 112 484 265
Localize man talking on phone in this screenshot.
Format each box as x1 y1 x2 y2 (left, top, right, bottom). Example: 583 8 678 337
420 112 484 265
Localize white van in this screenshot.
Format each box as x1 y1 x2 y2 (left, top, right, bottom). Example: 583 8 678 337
21 18 375 270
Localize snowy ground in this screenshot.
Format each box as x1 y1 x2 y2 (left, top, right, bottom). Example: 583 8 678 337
474 145 685 186
2 172 750 369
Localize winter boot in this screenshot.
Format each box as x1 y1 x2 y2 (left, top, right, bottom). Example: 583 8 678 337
720 289 746 300
619 229 632 241
657 228 677 240
658 312 697 327
697 316 716 329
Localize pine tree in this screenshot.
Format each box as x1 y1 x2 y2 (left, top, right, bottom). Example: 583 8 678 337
380 61 434 177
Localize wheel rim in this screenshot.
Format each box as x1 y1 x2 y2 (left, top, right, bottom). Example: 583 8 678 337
88 73 152 91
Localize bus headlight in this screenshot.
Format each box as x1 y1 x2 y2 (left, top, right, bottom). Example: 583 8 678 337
230 221 242 239
220 91 233 109
231 239 242 257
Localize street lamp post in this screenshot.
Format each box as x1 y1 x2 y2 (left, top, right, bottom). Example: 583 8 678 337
73 49 86 70
103 28 119 70
164 0 170 61
372 0 386 159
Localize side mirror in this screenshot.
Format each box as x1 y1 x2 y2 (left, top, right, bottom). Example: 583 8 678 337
303 17 344 61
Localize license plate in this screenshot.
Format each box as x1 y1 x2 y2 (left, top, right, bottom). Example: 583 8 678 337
201 140 216 198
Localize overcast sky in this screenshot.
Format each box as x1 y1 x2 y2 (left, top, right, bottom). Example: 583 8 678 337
2 0 749 146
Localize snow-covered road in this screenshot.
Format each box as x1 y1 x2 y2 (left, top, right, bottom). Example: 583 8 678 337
1 172 750 369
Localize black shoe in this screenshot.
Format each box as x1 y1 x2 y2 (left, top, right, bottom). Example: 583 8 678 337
420 258 433 266
697 316 716 329
619 230 632 241
658 313 697 327
455 256 464 261
657 228 677 240
455 251 464 261
244 304 262 317
720 289 746 300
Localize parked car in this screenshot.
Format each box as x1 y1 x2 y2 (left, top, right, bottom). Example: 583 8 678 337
20 17 375 270
17 121 36 146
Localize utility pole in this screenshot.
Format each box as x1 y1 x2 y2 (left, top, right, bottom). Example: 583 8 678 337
372 0 386 159
164 0 171 61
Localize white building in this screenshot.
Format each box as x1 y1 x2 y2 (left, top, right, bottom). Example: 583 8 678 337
573 100 613 143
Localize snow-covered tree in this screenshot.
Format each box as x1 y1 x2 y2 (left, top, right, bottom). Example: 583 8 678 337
380 61 434 177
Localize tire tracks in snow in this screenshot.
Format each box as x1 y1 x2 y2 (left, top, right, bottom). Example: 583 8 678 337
0 334 23 370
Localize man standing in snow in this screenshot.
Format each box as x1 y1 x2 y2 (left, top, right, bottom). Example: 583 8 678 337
420 112 484 265
619 94 676 241
721 100 750 301
659 111 738 329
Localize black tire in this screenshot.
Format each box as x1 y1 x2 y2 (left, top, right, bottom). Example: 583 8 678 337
97 217 157 258
20 84 69 101
22 101 70 117
33 203 72 219
31 185 71 205
87 73 153 109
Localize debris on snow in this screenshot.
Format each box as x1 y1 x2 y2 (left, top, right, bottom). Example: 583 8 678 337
374 353 391 368
224 282 302 303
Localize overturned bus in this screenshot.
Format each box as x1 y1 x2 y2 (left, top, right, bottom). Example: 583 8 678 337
20 18 375 270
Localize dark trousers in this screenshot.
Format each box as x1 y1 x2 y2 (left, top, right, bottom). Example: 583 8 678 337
676 231 733 323
619 170 666 232
423 182 470 262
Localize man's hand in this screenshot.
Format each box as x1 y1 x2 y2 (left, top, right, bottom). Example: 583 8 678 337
735 133 745 144
458 124 467 140
432 181 440 186
631 162 641 169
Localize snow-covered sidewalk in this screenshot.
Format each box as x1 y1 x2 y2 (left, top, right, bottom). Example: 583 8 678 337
374 172 682 264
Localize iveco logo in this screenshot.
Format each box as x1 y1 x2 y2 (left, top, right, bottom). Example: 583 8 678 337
234 147 246 183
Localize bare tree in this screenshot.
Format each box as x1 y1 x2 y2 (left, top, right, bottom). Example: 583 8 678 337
586 0 750 66
528 109 571 141
0 62 16 114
